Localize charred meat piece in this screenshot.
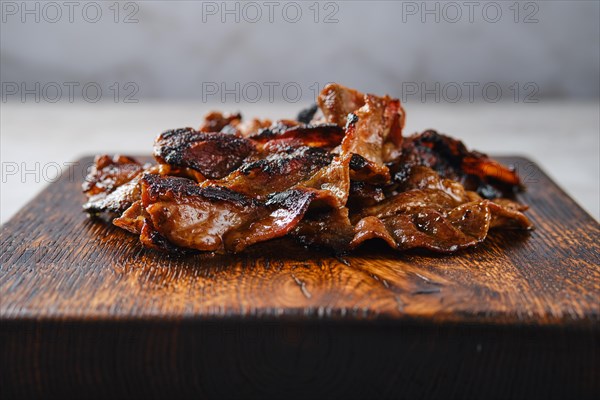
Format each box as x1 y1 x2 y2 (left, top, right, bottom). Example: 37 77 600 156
343 95 403 162
318 83 405 157
399 130 522 198
139 174 258 252
82 155 145 215
212 146 333 199
82 154 143 198
224 189 316 253
250 123 345 150
138 174 315 253
392 165 480 204
113 200 145 234
154 128 255 180
332 87 404 183
294 154 351 209
349 165 532 253
83 175 142 215
317 83 367 126
350 188 532 253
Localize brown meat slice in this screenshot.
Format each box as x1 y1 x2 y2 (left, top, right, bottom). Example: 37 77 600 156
399 130 522 198
350 188 532 253
224 189 316 253
129 149 351 253
82 155 146 216
209 146 333 199
341 94 404 183
291 207 355 251
294 154 351 209
250 123 345 150
138 174 315 253
488 199 532 229
317 82 405 163
317 83 366 126
347 181 386 209
393 165 481 203
84 175 142 215
113 200 145 234
82 154 143 198
154 128 255 180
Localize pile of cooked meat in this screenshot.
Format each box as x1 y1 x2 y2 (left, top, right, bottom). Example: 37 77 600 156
83 83 533 255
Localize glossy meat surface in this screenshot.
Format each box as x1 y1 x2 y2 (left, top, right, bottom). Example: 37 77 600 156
83 83 532 255
138 174 316 253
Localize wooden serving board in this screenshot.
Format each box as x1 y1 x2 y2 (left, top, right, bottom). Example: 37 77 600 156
1 156 598 399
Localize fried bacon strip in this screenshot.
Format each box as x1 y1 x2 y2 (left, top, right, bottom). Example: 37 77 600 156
83 83 532 255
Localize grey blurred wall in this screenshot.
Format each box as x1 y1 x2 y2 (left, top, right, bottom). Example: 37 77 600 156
1 0 599 102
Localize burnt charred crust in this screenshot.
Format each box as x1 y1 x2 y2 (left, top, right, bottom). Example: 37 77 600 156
155 128 253 161
251 123 344 147
154 128 254 178
239 146 332 176
157 127 195 141
199 186 257 207
392 164 412 184
349 154 369 171
408 130 465 171
296 103 319 124
401 130 521 198
141 173 199 199
141 173 257 207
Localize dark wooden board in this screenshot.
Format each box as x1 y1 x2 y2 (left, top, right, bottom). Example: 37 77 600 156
1 156 599 399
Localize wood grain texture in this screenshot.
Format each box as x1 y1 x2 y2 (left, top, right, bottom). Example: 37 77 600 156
1 156 599 399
